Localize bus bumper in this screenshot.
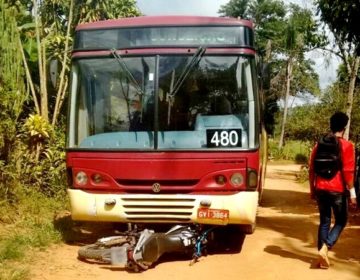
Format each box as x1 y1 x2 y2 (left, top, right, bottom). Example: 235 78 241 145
67 189 258 226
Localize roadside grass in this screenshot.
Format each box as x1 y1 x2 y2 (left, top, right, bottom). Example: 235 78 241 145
0 187 67 280
268 139 310 184
0 265 29 280
268 139 310 164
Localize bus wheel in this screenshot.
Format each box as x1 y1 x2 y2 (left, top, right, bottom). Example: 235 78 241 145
237 223 256 234
209 225 246 253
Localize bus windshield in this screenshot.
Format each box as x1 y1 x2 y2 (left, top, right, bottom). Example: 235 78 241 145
68 54 259 150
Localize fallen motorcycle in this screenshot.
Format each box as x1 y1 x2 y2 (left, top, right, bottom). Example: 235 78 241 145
78 224 215 272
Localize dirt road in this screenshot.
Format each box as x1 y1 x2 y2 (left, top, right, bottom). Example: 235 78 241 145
30 164 360 280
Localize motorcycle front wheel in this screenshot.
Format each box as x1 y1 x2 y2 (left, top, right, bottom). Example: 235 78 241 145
78 244 112 262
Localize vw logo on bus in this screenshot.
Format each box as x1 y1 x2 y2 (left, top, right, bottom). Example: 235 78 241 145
152 183 161 193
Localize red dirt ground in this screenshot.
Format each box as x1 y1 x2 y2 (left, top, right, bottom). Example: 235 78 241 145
30 164 360 280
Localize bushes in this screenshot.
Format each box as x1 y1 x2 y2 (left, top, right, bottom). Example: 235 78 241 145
268 139 310 183
268 138 311 164
2 115 68 197
0 114 68 279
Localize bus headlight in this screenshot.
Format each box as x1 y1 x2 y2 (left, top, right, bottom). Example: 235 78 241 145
247 169 258 191
75 171 88 186
230 173 244 187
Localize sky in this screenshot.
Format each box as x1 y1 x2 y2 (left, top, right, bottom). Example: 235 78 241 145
136 0 228 16
135 0 339 91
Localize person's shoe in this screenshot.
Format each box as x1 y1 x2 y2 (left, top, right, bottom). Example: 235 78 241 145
318 244 330 269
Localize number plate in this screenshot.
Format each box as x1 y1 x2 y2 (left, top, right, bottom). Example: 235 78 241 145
206 129 242 148
197 208 230 220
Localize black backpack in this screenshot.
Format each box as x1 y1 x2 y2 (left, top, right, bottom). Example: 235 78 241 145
313 134 342 179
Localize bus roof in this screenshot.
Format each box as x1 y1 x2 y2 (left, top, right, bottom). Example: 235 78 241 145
76 15 254 31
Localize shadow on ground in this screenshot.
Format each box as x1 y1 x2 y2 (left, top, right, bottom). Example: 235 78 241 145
53 211 122 244
261 188 318 215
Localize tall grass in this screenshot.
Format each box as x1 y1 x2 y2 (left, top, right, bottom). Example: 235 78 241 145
0 186 67 280
0 267 29 280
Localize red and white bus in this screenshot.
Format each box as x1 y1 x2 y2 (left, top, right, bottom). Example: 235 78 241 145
67 16 267 234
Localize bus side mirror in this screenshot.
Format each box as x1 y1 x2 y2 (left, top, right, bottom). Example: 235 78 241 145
260 63 270 90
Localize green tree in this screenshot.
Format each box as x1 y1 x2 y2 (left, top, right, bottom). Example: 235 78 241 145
285 80 360 144
1 0 141 194
219 0 286 57
219 0 286 135
315 0 360 140
0 0 27 162
218 0 249 17
219 1 323 143
0 0 28 199
6 0 141 164
284 104 325 142
277 4 322 148
316 0 360 54
75 0 140 23
16 0 141 126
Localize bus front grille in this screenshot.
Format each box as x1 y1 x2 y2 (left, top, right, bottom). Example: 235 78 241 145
116 179 199 187
121 197 196 222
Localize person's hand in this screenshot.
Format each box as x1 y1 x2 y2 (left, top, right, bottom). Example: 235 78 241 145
349 197 357 209
349 187 357 209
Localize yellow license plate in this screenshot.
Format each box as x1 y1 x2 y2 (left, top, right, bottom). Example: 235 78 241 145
197 208 229 220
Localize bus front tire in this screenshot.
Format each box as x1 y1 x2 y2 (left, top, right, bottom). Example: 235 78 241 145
237 223 256 234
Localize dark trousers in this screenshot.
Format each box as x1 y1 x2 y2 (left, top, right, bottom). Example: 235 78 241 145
316 189 348 250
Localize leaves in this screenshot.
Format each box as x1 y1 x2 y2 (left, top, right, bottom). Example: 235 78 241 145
75 0 141 23
23 114 53 141
219 0 287 57
315 0 360 54
1 0 142 197
219 0 322 141
0 0 27 163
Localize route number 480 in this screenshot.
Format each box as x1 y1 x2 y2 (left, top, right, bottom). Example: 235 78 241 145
206 129 242 147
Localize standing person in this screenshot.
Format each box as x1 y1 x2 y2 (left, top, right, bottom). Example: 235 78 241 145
309 111 357 269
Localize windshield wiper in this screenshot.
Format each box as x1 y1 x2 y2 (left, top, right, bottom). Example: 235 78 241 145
110 49 145 96
166 46 206 125
168 46 206 98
